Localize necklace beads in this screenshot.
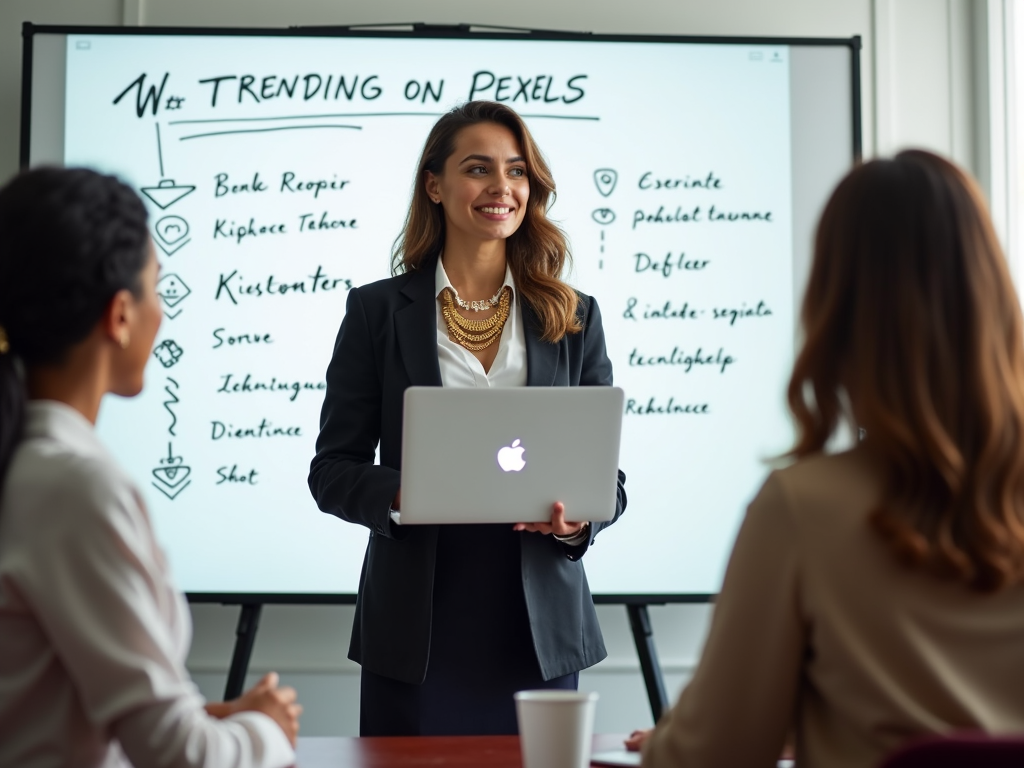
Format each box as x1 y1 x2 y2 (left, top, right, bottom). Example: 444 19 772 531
441 287 512 351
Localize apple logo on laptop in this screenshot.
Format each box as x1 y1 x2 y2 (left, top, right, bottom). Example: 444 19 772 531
497 439 526 472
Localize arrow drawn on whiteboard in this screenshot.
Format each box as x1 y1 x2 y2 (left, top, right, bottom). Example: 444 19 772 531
155 123 165 176
151 442 191 500
140 179 196 210
163 377 180 436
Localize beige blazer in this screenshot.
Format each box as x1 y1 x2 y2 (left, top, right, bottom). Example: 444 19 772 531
643 448 1024 768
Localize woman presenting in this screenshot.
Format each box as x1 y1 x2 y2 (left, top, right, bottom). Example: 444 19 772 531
308 101 626 736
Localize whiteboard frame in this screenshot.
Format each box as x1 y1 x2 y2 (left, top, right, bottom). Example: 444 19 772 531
19 22 862 606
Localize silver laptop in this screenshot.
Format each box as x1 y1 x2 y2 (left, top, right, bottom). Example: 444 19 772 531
400 386 624 524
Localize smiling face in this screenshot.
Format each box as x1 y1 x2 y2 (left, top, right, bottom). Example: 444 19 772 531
425 121 530 247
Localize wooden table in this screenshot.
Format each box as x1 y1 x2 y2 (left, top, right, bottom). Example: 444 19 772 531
296 734 629 767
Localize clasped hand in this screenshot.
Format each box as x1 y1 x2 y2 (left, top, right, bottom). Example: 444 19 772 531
205 672 302 746
513 501 586 536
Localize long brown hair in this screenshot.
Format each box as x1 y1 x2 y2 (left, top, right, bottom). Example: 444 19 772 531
392 101 582 342
788 149 1024 591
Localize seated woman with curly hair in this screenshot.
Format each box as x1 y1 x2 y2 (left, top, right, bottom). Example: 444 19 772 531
0 167 301 767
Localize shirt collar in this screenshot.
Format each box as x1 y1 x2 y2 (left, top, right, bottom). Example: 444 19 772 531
24 399 105 456
435 255 515 301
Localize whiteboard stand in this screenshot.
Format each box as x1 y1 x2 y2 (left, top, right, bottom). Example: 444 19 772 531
224 603 263 700
219 600 672 721
627 604 670 720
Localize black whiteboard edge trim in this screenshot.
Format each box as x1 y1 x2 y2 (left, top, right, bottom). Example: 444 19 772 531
289 22 596 36
19 22 34 170
25 26 857 601
185 592 714 605
851 34 864 161
22 23 861 48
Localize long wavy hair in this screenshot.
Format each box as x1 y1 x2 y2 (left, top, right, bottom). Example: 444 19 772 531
392 101 582 342
788 149 1024 592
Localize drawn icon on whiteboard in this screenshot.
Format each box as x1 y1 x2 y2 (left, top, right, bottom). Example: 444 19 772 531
591 208 616 226
156 273 191 319
154 215 191 256
140 179 196 210
153 339 184 368
163 377 180 436
152 442 191 500
593 168 618 197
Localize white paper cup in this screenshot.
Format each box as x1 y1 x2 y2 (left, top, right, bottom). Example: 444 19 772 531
514 690 599 768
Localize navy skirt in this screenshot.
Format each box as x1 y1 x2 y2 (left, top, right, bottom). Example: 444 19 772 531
359 524 578 736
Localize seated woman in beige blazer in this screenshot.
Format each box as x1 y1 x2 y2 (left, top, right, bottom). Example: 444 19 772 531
634 150 1024 768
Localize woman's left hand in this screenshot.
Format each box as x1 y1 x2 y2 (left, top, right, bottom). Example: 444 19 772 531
513 501 585 536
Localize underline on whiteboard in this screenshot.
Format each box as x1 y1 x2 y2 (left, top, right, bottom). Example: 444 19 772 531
168 112 599 125
518 114 600 121
178 124 364 140
169 112 444 124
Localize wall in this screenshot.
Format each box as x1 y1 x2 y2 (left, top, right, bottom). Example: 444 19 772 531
0 0 123 181
0 0 987 738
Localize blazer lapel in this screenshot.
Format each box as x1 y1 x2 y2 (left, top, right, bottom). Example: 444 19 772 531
395 262 443 387
523 299 559 387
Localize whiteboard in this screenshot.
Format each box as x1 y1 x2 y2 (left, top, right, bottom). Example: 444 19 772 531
23 27 858 598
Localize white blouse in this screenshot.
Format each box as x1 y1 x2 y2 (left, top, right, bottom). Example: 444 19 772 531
0 401 293 768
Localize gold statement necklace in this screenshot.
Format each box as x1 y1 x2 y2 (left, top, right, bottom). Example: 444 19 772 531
441 286 512 351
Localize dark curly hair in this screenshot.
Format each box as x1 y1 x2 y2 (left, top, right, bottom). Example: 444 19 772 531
0 166 150 490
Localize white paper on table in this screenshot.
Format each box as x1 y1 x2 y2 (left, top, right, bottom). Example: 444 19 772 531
591 751 641 767
590 752 794 767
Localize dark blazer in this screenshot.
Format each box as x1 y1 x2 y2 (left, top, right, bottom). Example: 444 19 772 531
308 257 627 685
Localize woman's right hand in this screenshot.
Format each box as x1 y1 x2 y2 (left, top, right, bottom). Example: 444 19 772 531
229 672 302 746
625 728 653 751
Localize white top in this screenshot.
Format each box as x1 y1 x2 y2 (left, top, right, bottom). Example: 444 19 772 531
0 401 294 768
434 257 527 389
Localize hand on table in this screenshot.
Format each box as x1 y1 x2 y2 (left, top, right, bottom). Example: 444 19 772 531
625 728 653 752
513 501 587 537
205 672 302 746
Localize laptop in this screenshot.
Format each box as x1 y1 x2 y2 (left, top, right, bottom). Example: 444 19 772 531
399 386 624 525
